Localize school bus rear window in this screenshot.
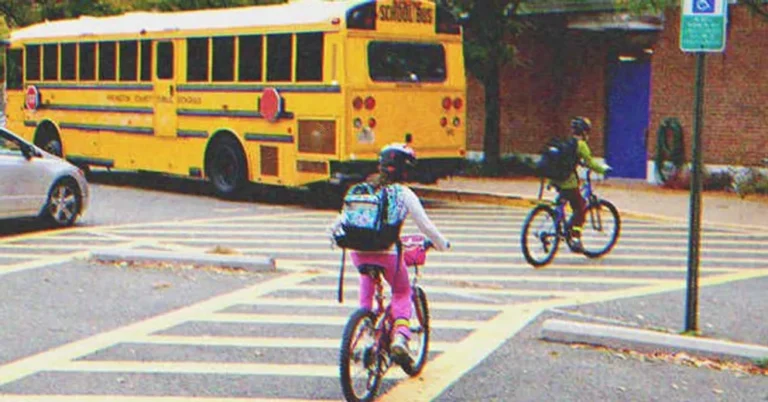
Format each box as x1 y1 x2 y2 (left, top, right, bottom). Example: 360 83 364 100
368 42 446 83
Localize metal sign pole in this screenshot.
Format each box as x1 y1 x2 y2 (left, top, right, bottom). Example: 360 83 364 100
685 52 705 332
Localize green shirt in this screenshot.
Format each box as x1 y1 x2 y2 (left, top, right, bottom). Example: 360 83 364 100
550 138 608 190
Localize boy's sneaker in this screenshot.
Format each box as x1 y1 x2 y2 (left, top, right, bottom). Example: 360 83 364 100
391 334 413 366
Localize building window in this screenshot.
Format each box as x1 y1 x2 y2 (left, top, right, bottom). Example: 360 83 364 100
212 36 234 82
25 45 41 81
119 41 138 81
61 43 76 81
238 35 263 82
267 34 292 82
140 40 152 82
79 42 96 81
296 32 323 82
157 41 174 79
99 41 117 81
187 38 209 82
43 44 58 81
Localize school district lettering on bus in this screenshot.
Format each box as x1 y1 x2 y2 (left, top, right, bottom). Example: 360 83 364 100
3 0 467 199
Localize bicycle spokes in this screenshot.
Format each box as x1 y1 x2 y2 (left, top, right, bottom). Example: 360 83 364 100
581 200 621 259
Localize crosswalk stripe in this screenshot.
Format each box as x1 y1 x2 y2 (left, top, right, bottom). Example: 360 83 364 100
233 297 504 312
135 334 452 352
52 361 369 378
292 284 582 298
0 397 332 402
200 313 482 329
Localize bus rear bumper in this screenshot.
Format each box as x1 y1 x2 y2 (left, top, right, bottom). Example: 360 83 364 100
327 157 464 187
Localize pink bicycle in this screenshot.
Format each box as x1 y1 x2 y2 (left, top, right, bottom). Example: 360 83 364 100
338 234 432 402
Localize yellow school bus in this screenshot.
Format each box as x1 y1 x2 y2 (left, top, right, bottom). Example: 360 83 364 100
3 0 466 198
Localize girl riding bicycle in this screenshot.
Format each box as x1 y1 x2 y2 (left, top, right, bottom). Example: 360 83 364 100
329 143 450 364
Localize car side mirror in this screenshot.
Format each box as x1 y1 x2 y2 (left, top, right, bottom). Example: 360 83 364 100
20 143 37 160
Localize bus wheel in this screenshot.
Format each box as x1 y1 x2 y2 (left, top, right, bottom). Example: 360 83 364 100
207 136 248 199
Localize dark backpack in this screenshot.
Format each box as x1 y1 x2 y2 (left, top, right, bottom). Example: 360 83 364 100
333 182 405 251
535 137 579 181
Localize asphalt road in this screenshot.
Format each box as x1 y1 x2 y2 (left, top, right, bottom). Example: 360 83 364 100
0 173 766 401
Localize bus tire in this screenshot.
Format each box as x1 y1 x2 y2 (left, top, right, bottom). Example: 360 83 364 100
206 136 248 199
36 129 63 158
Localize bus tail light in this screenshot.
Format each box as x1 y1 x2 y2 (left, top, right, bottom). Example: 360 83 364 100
353 97 363 110
368 118 377 128
440 117 448 127
453 117 461 127
364 96 376 110
453 98 463 110
353 118 363 129
442 97 452 110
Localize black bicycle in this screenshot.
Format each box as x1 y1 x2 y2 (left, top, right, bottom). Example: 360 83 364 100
521 169 621 267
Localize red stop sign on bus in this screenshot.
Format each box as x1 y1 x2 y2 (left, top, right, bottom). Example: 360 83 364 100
25 85 40 111
260 88 283 123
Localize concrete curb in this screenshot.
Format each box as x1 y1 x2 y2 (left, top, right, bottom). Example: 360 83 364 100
91 248 276 273
540 319 768 365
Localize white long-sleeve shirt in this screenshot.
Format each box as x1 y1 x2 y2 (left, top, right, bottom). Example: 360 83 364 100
329 184 450 253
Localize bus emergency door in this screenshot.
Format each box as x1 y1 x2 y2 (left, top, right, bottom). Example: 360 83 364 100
153 41 178 137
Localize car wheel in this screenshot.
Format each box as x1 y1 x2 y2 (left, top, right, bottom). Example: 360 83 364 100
42 178 81 227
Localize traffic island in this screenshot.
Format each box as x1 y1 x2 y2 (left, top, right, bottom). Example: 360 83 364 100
90 248 276 273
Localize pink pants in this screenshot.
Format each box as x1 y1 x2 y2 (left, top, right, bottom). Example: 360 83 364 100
350 251 412 338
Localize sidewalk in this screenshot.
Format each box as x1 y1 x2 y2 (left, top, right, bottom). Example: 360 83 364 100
413 175 768 233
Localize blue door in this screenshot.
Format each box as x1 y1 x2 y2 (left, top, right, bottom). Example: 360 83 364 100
606 57 651 179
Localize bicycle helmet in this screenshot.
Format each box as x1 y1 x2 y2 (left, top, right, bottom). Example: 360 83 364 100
570 116 592 136
379 143 416 182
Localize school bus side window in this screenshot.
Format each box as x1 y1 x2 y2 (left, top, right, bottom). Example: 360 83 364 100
212 36 234 82
238 35 262 82
79 42 96 81
25 45 41 81
140 40 152 82
187 38 209 82
61 43 76 81
43 44 58 81
99 41 116 81
157 42 174 79
119 41 138 82
296 32 323 82
6 49 23 90
267 34 292 82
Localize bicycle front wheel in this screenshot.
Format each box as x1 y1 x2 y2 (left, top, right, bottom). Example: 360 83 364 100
581 199 621 258
401 285 430 376
521 205 560 267
340 309 381 402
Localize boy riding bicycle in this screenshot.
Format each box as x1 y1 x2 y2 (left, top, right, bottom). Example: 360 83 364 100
550 116 611 253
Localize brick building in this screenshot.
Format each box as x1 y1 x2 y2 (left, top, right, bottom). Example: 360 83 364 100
466 3 768 181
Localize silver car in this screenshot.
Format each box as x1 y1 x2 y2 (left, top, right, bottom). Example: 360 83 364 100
0 127 89 227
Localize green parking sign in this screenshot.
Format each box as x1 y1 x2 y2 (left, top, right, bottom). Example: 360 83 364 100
680 0 727 52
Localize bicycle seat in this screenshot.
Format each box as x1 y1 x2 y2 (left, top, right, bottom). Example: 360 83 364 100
357 263 385 277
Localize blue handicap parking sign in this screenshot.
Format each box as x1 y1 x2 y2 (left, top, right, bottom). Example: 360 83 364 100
693 0 715 14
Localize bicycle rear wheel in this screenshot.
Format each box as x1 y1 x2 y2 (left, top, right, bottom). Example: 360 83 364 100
340 309 381 402
581 199 621 258
401 285 430 376
521 205 560 267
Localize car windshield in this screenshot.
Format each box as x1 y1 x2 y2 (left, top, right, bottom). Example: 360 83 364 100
368 41 446 83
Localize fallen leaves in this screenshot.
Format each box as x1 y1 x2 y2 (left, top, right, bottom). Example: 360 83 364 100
570 343 768 376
